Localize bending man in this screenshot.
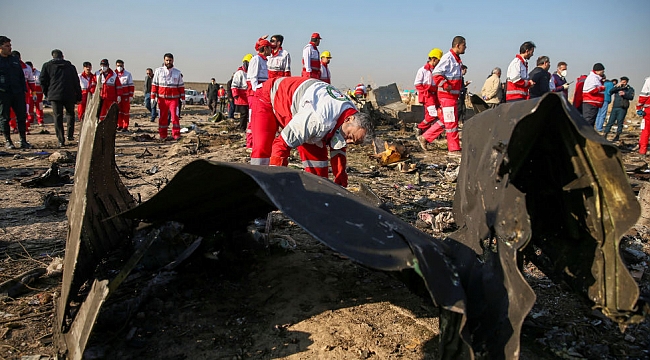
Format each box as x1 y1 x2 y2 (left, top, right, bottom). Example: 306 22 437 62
251 77 371 187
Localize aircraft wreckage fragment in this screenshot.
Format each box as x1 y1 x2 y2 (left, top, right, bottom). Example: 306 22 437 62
57 92 647 359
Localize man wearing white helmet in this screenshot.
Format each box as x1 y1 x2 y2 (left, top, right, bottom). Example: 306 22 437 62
413 48 443 150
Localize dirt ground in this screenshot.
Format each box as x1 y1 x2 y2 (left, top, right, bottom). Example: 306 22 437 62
1 102 649 360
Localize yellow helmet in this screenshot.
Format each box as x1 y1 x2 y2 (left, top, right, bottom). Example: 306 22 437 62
242 54 253 63
428 48 443 60
321 51 332 58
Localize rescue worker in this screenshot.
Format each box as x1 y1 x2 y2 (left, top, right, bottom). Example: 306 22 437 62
637 76 650 155
78 61 96 122
115 59 134 131
424 36 466 155
573 74 588 114
251 77 372 187
267 34 291 79
319 51 332 84
506 41 536 102
232 54 252 132
25 61 44 126
302 33 321 79
247 37 271 150
0 36 30 149
9 50 34 135
582 63 606 127
413 48 443 149
151 53 184 140
217 85 226 113
96 59 123 122
354 83 367 99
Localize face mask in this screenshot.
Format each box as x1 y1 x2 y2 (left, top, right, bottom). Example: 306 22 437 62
116 66 123 72
560 70 567 77
100 66 108 72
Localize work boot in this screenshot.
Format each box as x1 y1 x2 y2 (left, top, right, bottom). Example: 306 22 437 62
19 138 32 149
417 135 428 151
5 139 15 149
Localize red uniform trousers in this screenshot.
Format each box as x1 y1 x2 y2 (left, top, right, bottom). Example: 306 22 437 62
158 97 180 139
78 90 91 121
30 93 44 124
417 98 442 132
99 100 116 122
117 99 131 129
246 93 257 149
10 95 31 132
639 113 650 154
421 98 461 151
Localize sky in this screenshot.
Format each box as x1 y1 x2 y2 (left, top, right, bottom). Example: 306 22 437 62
2 0 650 95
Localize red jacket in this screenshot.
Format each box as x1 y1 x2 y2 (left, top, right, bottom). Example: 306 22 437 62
433 49 463 102
414 63 439 106
79 72 97 94
99 69 123 102
320 62 331 84
582 71 605 108
301 42 321 79
231 67 249 105
573 75 588 110
506 55 532 101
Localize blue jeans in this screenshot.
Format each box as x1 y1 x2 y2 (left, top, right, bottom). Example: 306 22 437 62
595 101 609 131
228 99 235 118
144 93 158 121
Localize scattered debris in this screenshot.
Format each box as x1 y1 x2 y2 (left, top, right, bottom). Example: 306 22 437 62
133 133 155 142
48 150 75 164
20 163 71 187
34 192 68 216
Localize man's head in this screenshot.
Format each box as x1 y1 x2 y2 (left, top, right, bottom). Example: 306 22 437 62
146 68 153 77
270 34 284 49
164 53 174 69
0 36 11 57
592 63 605 77
211 78 215 84
311 32 322 46
11 50 21 60
341 112 373 145
242 53 252 70
492 67 502 78
620 76 629 87
519 41 536 59
51 49 63 59
556 61 567 76
115 59 125 72
428 48 443 67
452 36 466 55
25 61 33 69
321 51 331 65
256 39 272 56
461 64 468 75
83 62 92 74
612 78 619 86
99 59 109 72
537 56 550 70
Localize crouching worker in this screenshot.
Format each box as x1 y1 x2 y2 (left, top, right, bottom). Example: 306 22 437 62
250 77 372 187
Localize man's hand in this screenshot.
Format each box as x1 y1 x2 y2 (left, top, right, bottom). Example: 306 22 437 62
618 91 625 96
638 110 646 117
562 83 570 90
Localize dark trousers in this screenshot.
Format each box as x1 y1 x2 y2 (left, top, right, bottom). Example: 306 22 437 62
582 103 600 127
0 91 27 140
219 98 226 113
228 99 235 118
604 107 627 135
144 93 157 121
51 99 76 144
235 104 249 131
208 98 218 115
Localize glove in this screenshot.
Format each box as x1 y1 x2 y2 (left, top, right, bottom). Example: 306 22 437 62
638 110 646 117
562 83 570 90
117 96 121 103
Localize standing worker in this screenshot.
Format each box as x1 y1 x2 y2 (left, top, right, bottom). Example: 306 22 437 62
8 50 34 135
114 59 133 131
506 41 536 102
267 34 291 79
302 33 321 79
40 49 82 147
637 76 650 155
581 63 606 127
232 54 252 132
413 47 443 149
247 37 271 152
481 67 502 109
207 78 219 116
151 53 184 140
217 85 226 114
144 68 157 122
96 59 123 122
78 61 96 122
25 61 44 126
319 51 332 84
603 76 635 141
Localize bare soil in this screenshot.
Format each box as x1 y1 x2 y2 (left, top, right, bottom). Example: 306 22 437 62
1 103 649 360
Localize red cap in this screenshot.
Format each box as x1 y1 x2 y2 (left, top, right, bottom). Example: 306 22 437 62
255 39 272 52
311 32 322 39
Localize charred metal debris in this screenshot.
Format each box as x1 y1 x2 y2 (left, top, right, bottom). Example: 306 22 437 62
55 92 647 359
